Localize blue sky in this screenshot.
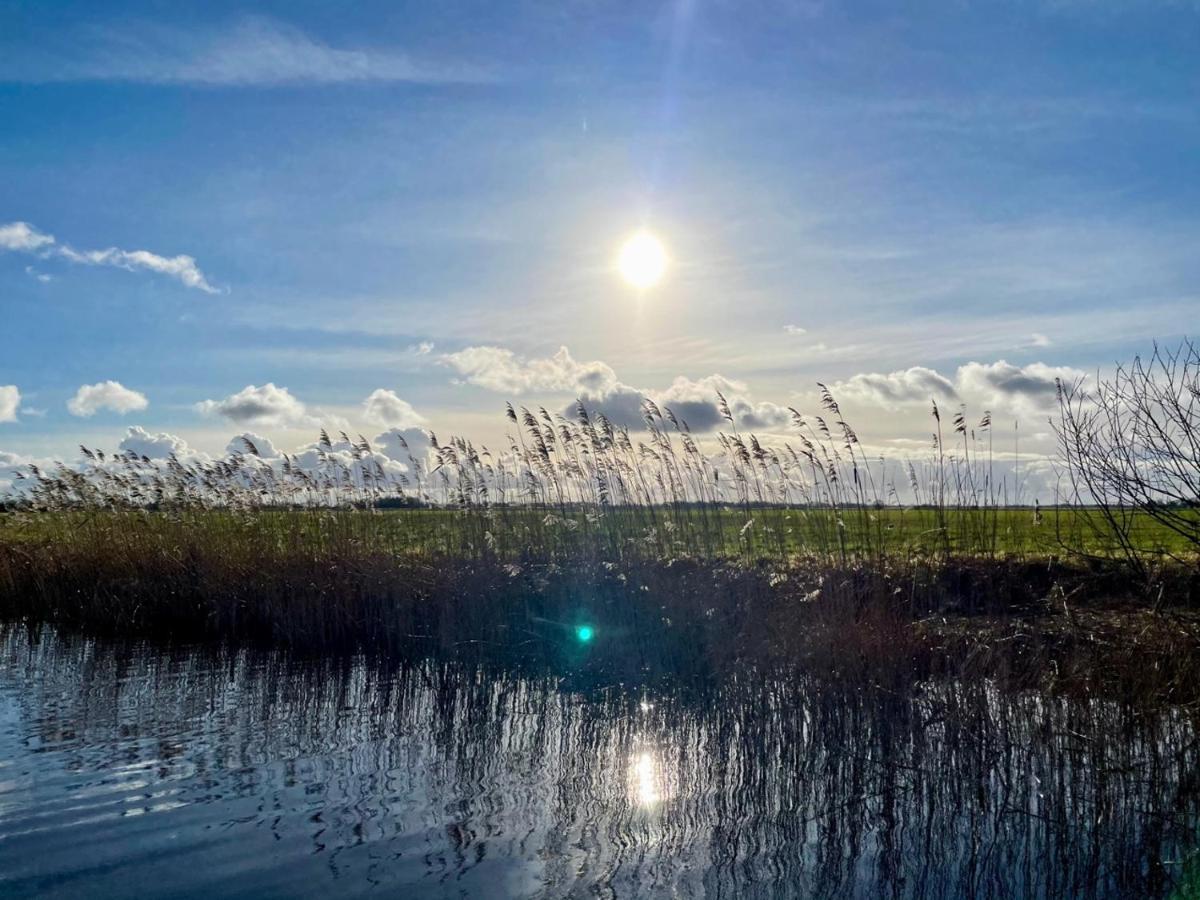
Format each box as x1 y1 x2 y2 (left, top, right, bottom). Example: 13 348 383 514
1 0 1197 473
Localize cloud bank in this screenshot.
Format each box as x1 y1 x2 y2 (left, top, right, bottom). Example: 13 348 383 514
443 345 790 432
830 360 1085 417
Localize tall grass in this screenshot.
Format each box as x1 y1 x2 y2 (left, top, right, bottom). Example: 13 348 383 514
0 384 1196 685
2 393 1107 566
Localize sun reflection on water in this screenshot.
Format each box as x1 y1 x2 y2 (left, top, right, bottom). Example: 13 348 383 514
629 749 666 808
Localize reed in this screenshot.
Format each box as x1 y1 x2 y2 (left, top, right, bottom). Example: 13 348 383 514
0 380 1196 699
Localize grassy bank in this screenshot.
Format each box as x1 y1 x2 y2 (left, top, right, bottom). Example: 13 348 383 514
1 505 1198 706
3 504 1196 562
2 364 1197 704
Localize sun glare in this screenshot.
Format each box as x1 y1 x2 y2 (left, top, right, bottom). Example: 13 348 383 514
617 231 668 290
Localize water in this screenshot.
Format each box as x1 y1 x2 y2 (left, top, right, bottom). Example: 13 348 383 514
1 627 1198 898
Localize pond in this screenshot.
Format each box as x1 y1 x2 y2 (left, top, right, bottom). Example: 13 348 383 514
1 626 1198 898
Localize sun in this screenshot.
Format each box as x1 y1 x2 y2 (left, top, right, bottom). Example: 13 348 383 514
617 231 668 290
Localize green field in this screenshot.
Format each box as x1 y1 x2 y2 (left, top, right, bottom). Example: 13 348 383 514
3 504 1195 564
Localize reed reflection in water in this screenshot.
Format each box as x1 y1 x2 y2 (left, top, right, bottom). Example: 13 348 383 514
0 626 1198 898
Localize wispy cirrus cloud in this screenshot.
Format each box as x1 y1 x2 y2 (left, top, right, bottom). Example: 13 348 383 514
0 17 495 87
0 221 218 293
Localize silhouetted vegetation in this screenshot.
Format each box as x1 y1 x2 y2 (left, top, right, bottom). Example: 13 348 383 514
1 350 1198 706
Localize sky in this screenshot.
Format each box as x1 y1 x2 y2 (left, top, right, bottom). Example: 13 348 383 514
1 0 1198 497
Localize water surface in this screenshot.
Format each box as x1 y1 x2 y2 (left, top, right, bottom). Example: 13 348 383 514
1 627 1197 898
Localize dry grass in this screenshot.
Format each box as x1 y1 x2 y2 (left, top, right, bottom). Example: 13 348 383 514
1 380 1197 704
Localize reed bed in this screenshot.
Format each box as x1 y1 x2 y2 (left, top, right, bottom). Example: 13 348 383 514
1 385 1197 701
3 393 1194 566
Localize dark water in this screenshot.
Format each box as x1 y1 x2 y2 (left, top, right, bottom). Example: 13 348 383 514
1 627 1199 898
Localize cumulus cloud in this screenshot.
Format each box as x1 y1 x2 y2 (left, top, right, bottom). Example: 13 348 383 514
118 426 197 459
225 432 282 459
783 324 808 335
196 383 313 428
362 389 427 429
0 220 218 293
832 367 959 409
373 427 432 464
1 18 493 87
0 450 33 494
443 344 790 433
661 375 791 430
567 374 790 433
830 359 1085 416
0 428 433 502
0 386 19 424
0 221 55 251
956 360 1081 411
67 381 149 417
442 345 619 396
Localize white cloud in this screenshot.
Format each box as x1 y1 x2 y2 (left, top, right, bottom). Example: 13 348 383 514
411 341 435 355
659 375 791 431
225 432 282 458
362 389 426 429
0 386 20 423
3 18 493 87
0 221 54 251
0 220 218 293
0 449 33 495
118 425 197 459
67 381 149 417
442 345 619 395
373 427 432 463
832 366 959 410
58 246 217 293
443 344 790 433
829 359 1085 417
1029 332 1053 348
783 324 807 335
306 448 411 482
956 360 1082 413
196 383 313 427
570 373 790 433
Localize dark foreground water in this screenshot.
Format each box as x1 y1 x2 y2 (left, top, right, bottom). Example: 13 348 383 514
1 627 1199 899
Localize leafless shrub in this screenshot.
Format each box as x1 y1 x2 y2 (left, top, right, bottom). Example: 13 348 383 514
1055 340 1200 578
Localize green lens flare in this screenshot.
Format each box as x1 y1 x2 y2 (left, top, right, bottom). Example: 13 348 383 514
575 625 595 643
